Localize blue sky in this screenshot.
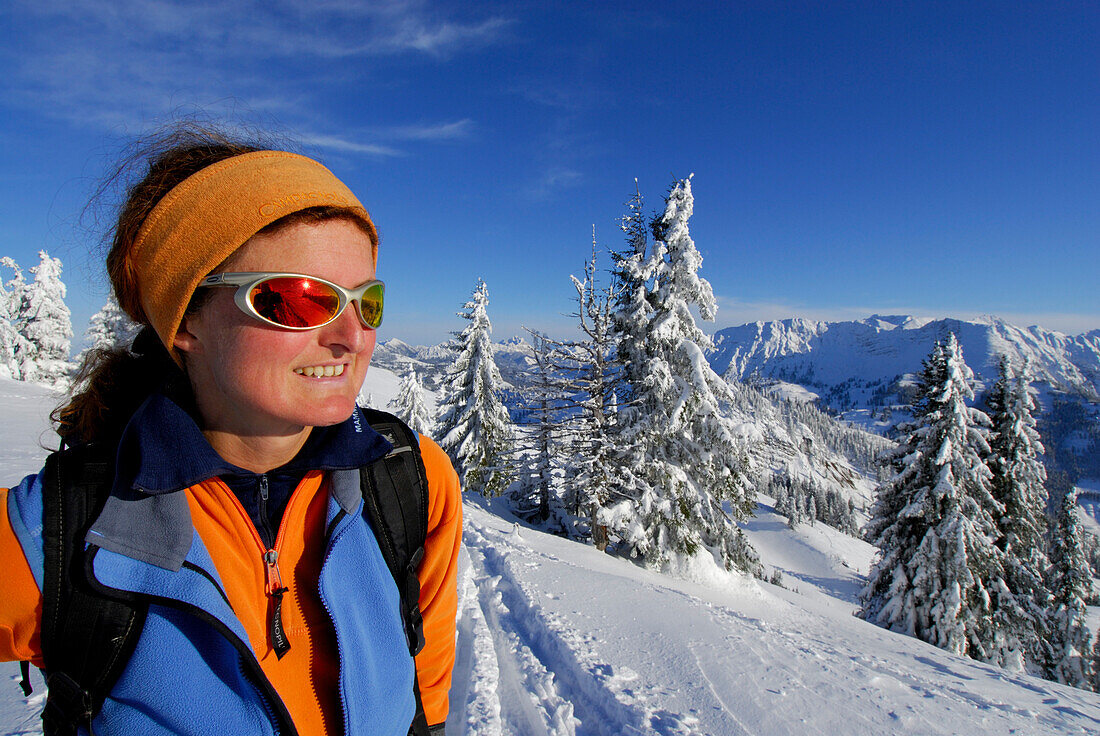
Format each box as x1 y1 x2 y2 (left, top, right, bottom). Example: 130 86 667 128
1 1 1098 345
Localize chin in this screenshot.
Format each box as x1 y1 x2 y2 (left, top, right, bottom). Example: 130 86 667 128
301 400 359 427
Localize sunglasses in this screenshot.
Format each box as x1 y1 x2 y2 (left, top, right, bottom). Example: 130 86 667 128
198 272 385 330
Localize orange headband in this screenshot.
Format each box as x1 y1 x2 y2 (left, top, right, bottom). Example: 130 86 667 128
129 150 377 363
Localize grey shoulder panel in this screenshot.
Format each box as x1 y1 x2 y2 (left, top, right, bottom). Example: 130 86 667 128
86 490 193 571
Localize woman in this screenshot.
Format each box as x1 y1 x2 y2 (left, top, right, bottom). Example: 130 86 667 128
0 129 462 735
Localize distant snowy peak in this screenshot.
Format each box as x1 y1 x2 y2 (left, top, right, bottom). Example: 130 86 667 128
712 314 1100 400
376 338 420 358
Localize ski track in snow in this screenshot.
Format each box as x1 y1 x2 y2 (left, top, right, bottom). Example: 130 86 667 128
456 515 673 735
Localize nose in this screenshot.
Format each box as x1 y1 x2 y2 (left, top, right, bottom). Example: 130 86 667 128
319 302 374 356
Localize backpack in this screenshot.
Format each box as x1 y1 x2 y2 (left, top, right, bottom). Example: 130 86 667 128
23 408 433 736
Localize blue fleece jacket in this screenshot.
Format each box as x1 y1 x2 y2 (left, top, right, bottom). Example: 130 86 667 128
7 393 417 735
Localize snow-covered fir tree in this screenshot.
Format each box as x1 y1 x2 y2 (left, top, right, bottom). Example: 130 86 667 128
1045 488 1095 689
861 334 1008 662
82 293 141 357
0 257 33 380
784 483 802 530
437 280 515 497
603 182 656 543
11 251 74 387
552 233 622 549
604 177 757 573
509 331 568 528
0 258 21 379
986 356 1051 671
389 366 434 436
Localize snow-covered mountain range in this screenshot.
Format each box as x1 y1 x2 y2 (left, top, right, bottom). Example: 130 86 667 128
707 314 1100 490
379 314 1100 416
711 314 1100 406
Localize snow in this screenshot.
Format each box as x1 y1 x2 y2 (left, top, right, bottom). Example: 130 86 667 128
1075 479 1100 536
4 376 1100 734
761 380 820 405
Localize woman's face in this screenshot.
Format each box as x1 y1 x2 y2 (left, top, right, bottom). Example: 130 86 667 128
174 218 377 438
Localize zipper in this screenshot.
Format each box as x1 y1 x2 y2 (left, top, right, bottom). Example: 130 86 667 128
213 477 305 660
264 548 291 659
258 473 275 549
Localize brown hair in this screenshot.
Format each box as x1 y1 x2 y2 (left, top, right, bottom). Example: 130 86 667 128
56 124 371 444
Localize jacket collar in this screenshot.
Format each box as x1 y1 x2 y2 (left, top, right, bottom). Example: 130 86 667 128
89 392 392 571
114 392 392 497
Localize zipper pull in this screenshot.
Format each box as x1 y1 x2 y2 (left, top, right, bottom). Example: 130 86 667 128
260 473 269 502
264 549 291 659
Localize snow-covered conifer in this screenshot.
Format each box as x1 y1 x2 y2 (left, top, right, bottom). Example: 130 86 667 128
0 257 33 380
13 251 75 387
604 177 756 572
437 280 515 497
553 233 622 549
1092 634 1100 693
389 366 434 436
986 356 1051 670
509 331 567 527
772 480 789 515
82 293 140 357
786 486 801 529
602 183 660 551
0 258 21 379
861 335 1007 661
1046 488 1096 689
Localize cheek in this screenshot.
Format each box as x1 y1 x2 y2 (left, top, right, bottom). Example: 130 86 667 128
223 329 310 379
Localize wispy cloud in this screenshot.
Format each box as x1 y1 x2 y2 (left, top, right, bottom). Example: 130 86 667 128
711 295 1100 336
296 119 472 157
390 119 474 141
524 166 584 200
10 0 511 59
295 133 403 157
1 0 508 141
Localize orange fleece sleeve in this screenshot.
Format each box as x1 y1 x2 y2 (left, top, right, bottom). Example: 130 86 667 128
414 437 462 727
0 489 44 666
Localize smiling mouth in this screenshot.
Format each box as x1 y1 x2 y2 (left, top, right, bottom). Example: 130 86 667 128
294 364 346 377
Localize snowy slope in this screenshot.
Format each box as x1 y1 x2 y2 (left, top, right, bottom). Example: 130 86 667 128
450 498 1100 734
5 375 1100 734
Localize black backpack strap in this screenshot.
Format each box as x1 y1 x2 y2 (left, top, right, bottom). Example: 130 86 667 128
39 445 147 736
359 409 432 736
18 660 32 696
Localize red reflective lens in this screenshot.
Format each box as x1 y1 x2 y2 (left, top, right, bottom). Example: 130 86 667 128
249 277 340 328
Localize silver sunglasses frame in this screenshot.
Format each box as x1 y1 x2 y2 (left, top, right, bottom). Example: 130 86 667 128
199 272 385 330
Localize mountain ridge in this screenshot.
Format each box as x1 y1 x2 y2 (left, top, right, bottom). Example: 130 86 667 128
711 314 1100 403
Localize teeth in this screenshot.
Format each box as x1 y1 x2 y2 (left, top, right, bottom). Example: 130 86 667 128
295 364 346 377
